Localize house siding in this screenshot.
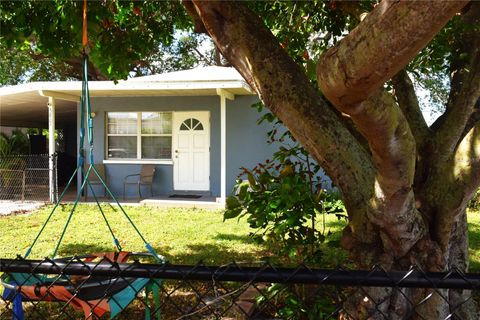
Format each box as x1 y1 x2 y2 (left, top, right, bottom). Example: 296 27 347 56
226 97 277 195
78 95 277 198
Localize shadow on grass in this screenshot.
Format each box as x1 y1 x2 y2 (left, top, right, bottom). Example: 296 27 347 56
42 234 267 265
468 221 480 272
57 243 113 257
159 242 269 265
213 233 255 242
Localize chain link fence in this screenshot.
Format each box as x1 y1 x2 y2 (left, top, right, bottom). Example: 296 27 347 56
0 154 57 202
1 255 478 319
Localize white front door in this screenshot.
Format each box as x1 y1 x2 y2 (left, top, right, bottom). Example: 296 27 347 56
172 111 210 191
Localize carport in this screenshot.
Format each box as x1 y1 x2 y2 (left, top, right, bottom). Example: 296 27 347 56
0 70 253 204
0 83 78 202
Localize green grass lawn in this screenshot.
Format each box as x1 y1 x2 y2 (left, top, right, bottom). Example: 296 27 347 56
0 204 479 270
0 204 269 264
468 208 480 272
1 205 478 320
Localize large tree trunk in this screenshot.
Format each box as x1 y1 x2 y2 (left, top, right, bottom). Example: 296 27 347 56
341 209 477 320
185 1 480 318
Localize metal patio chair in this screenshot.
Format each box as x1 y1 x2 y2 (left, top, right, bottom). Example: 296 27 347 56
123 164 156 200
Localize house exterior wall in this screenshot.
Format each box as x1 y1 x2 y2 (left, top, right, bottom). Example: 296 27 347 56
78 95 277 198
226 97 277 195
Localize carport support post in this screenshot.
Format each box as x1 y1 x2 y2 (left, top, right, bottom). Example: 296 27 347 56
217 89 234 205
48 96 57 203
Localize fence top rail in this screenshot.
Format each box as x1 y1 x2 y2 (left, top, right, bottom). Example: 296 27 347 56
0 154 53 158
1 258 479 290
0 169 25 173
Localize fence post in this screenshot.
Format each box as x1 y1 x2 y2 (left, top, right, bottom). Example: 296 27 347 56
21 170 25 202
54 153 58 203
48 97 56 203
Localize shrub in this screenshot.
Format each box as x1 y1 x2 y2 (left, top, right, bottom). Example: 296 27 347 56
0 129 30 156
224 105 346 263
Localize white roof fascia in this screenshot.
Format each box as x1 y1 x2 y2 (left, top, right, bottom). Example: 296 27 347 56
0 80 253 97
38 90 80 102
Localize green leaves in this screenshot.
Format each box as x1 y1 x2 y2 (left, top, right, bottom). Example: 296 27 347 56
0 0 191 81
0 129 30 157
224 101 349 264
225 196 240 209
247 172 257 189
224 154 345 264
224 196 244 221
223 207 242 221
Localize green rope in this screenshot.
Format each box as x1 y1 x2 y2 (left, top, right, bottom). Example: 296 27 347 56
85 172 122 252
145 280 161 320
152 281 161 320
49 55 92 258
79 56 86 165
51 165 92 258
82 56 94 149
90 165 165 263
25 53 164 264
24 166 79 258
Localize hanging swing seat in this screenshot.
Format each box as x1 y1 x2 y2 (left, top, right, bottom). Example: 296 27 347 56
1 252 162 319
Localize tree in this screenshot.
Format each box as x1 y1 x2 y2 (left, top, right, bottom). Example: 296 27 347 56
0 32 217 84
127 33 220 77
1 1 478 318
0 1 219 83
186 1 479 317
0 43 78 85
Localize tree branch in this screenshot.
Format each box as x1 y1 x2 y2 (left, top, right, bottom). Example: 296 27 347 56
454 124 480 207
432 2 480 161
391 69 430 148
64 57 109 80
27 49 108 81
433 124 480 251
317 0 468 110
314 0 467 256
463 98 480 138
334 111 371 153
351 89 425 256
192 46 214 66
182 0 207 34
188 0 379 245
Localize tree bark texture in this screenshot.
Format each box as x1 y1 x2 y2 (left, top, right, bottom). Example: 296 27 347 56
186 1 479 318
189 0 380 247
316 0 468 109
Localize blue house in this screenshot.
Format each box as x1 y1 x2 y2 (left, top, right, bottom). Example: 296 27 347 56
0 67 278 204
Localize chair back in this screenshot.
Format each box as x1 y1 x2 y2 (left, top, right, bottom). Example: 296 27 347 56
84 164 106 183
140 164 155 183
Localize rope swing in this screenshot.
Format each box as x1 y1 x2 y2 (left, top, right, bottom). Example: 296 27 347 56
1 2 164 318
24 0 164 263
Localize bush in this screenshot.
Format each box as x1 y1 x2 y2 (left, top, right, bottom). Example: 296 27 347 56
224 105 346 263
224 103 349 319
0 129 30 156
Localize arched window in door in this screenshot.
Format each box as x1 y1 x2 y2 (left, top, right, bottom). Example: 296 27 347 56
179 118 204 131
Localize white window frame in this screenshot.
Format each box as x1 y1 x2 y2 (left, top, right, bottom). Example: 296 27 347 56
104 111 173 164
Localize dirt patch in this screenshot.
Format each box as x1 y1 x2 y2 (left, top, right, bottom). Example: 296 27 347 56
0 201 45 217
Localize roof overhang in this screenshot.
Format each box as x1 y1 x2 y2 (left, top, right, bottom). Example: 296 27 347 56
0 78 254 128
1 78 253 97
